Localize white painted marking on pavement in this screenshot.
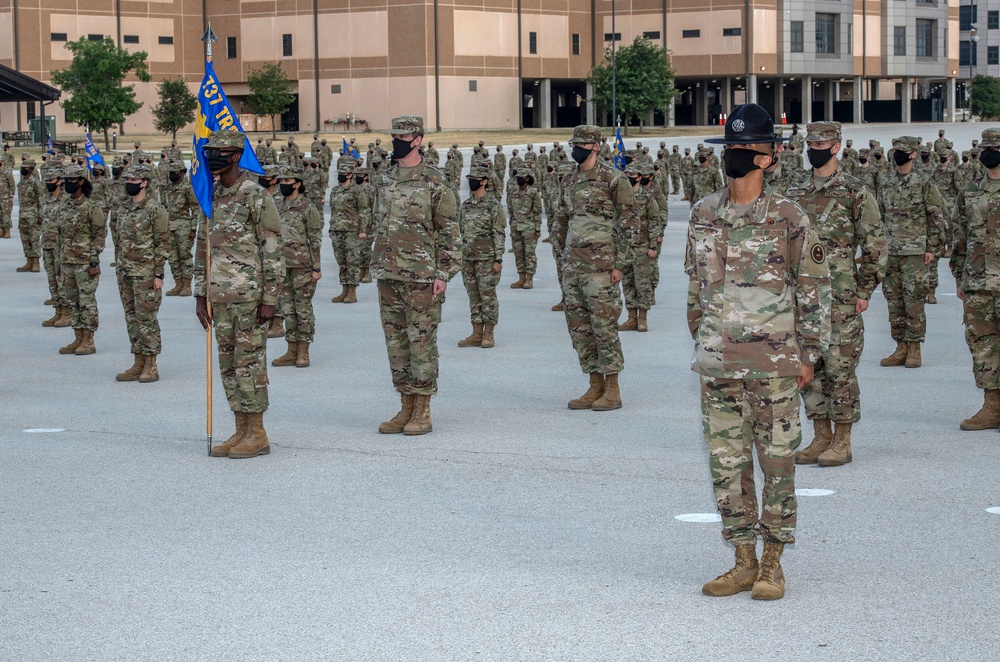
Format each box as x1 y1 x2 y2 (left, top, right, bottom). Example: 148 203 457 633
23 428 65 433
985 507 1000 515
796 488 836 497
674 513 722 523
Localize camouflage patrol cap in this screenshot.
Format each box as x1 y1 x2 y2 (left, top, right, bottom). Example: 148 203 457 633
282 165 305 181
872 147 885 157
337 161 355 175
805 121 841 142
91 162 106 173
637 162 654 176
514 167 533 178
660 141 666 147
569 125 602 145
892 136 921 152
262 164 282 178
389 116 424 135
452 143 459 148
857 148 870 157
123 164 153 181
112 156 124 167
166 160 187 173
204 129 247 150
943 140 954 149
962 149 970 158
939 129 946 136
523 151 537 162
624 160 642 175
21 158 36 168
527 143 534 149
40 165 63 180
919 143 931 154
979 128 1000 148
467 165 490 179
697 143 704 149
684 147 691 153
696 147 711 158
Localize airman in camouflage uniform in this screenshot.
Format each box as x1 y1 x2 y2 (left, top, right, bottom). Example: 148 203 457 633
690 148 724 206
688 104 831 601
549 162 577 311
877 135 946 369
929 148 962 304
113 165 169 383
160 161 199 297
933 129 948 155
371 116 462 436
39 166 69 327
841 139 858 174
786 122 887 467
0 156 15 237
618 162 661 333
456 165 506 349
195 130 285 460
507 167 543 289
494 146 507 186
424 141 440 166
269 166 323 369
16 159 44 272
507 148 523 180
681 147 695 200
762 143 800 196
666 145 683 195
328 161 371 303
853 148 879 196
257 139 277 166
555 125 634 411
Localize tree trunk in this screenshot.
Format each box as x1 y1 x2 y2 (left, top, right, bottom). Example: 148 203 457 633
172 129 177 143
272 115 277 140
103 127 110 152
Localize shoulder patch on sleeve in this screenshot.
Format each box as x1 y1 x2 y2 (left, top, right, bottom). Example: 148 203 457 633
811 243 826 264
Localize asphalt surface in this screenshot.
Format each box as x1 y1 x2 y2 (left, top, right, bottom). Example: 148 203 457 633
2 122 998 661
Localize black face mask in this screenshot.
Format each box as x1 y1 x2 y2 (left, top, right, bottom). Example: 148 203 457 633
640 177 651 186
337 174 349 183
468 179 484 192
20 168 30 176
940 156 949 164
205 152 235 173
963 157 970 163
257 177 272 188
516 177 527 187
979 149 1000 170
722 148 764 179
874 154 883 161
391 137 416 160
626 176 640 186
125 182 143 197
807 147 835 170
921 154 930 162
571 146 593 164
45 182 59 193
698 156 708 164
893 151 913 167
113 168 123 178
169 172 184 183
64 180 81 195
858 157 868 165
279 183 296 197
354 175 366 185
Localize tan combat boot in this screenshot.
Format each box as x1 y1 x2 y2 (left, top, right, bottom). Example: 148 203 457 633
702 544 759 596
522 274 534 289
165 279 183 296
30 257 40 272
619 309 638 331
551 300 564 312
138 355 159 383
210 412 247 457
480 324 495 349
403 395 433 435
44 297 53 306
178 277 192 297
927 289 937 304
16 257 32 272
75 329 96 355
880 342 909 367
116 354 145 382
379 393 415 434
960 389 1000 430
818 422 853 466
267 316 285 338
751 541 786 600
228 412 270 458
795 418 833 464
568 373 605 410
59 329 84 354
332 285 348 303
637 309 648 333
271 341 299 367
361 267 372 284
295 342 310 368
510 273 525 289
343 285 358 303
42 307 60 327
458 323 484 347
592 373 622 411
905 342 922 368
53 307 72 328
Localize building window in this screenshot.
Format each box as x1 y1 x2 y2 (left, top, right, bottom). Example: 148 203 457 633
227 37 237 59
722 28 741 37
158 36 173 45
469 80 477 92
847 23 853 55
990 11 999 30
282 34 293 57
529 31 537 54
816 13 837 55
572 33 580 55
88 34 103 42
51 33 67 42
990 46 1000 64
894 26 906 56
26 104 36 121
123 35 139 44
790 21 804 53
916 19 935 57
682 30 700 39
643 31 660 40
960 40 978 66
331 84 341 94
604 33 621 42
961 5 978 32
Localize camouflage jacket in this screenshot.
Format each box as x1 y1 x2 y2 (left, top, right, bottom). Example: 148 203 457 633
459 193 506 263
877 169 945 256
40 191 67 249
685 188 832 379
667 152 682 171
194 172 285 306
619 187 661 253
275 194 323 271
853 165 880 197
116 195 170 279
646 183 669 238
951 175 1000 292
57 195 107 266
763 164 802 197
555 160 635 273
17 176 44 216
90 176 111 213
329 181 371 234
0 164 14 201
933 163 962 213
161 178 199 233
507 185 542 233
681 155 695 176
424 147 440 166
371 161 462 283
691 164 724 203
785 169 887 312
507 156 523 178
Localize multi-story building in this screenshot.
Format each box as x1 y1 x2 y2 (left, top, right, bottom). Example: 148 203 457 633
0 1 965 137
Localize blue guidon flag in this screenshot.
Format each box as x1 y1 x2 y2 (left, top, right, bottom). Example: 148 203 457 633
613 125 626 170
343 137 360 160
83 133 105 173
190 58 264 219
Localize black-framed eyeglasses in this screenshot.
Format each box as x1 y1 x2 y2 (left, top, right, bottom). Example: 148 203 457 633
203 148 238 159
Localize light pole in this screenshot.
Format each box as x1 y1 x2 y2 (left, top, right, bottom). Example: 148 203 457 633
966 23 979 121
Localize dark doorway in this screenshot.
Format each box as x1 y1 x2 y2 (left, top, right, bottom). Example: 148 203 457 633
281 95 299 132
551 80 586 127
522 82 538 128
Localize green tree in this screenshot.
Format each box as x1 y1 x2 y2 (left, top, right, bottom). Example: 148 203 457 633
50 37 151 150
586 36 677 135
970 74 1000 121
152 78 198 142
246 63 295 139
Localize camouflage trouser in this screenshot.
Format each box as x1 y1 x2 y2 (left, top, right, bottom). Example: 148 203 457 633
622 249 655 310
700 375 800 546
120 274 163 355
668 168 681 194
18 210 40 258
962 291 1000 390
377 278 443 396
510 228 539 275
926 256 940 292
63 265 99 331
884 255 928 343
801 307 864 423
332 231 363 286
562 267 624 375
462 259 500 325
550 237 564 290
41 248 64 305
1 198 11 230
279 267 317 344
361 235 374 275
166 227 194 280
651 241 663 292
213 300 269 414
684 175 693 198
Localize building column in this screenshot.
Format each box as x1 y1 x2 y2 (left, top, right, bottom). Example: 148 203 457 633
721 77 732 117
747 74 758 104
901 76 912 123
776 79 785 122
699 82 709 125
825 80 834 122
802 75 813 124
853 76 864 124
539 79 552 129
666 99 675 127
946 77 956 123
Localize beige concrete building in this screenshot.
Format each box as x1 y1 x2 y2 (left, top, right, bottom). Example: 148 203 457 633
0 1 965 139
